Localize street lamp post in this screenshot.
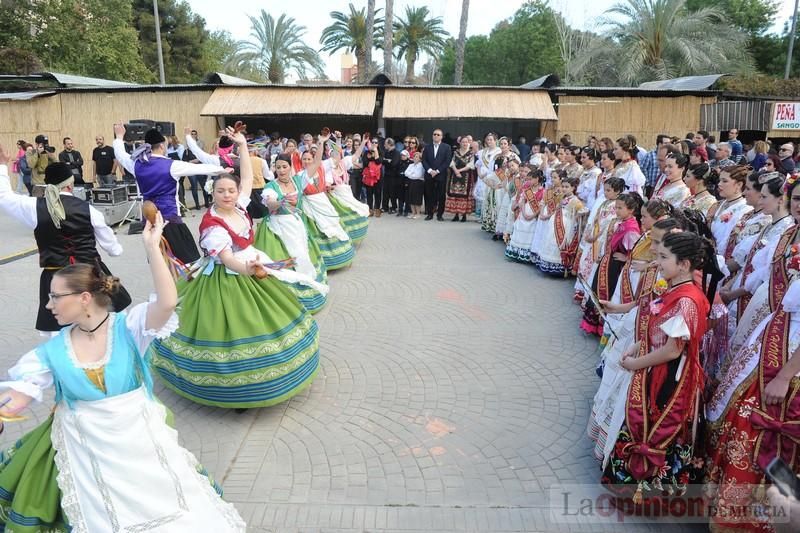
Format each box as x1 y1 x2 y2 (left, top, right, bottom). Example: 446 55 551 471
153 0 166 85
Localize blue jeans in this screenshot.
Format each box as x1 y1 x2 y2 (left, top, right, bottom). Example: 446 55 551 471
189 175 209 208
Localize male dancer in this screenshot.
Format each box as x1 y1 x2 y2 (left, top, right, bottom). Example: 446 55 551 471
0 151 129 333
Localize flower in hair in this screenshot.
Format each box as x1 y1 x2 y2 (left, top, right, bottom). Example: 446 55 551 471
785 173 799 193
203 179 215 195
653 279 668 296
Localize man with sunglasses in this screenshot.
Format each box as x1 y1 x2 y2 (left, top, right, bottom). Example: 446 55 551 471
421 129 452 221
780 143 796 174
0 153 129 334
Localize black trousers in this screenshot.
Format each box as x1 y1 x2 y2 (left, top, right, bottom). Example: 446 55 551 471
381 175 401 211
350 170 363 201
365 181 383 210
424 177 446 218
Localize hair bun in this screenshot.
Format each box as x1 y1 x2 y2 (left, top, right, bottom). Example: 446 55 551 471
101 275 121 296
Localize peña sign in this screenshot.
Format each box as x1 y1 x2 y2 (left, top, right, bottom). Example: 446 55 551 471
772 102 800 131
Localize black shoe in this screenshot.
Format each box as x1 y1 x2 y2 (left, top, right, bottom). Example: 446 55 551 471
425 215 433 220
492 234 499 241
460 215 467 222
451 214 460 222
437 216 444 221
396 211 403 217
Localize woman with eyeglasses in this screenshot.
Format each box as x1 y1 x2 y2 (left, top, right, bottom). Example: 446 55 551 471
0 215 246 531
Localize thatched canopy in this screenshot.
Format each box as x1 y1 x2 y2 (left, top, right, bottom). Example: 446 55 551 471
381 87 557 120
201 86 378 116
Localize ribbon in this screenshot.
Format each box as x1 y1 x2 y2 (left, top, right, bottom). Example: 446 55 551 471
45 177 75 229
750 408 800 471
131 143 153 163
622 442 668 480
218 144 235 168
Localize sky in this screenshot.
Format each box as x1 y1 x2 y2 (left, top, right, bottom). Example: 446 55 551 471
190 0 798 81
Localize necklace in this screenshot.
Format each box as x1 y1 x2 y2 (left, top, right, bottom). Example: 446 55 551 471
77 313 110 339
669 279 693 290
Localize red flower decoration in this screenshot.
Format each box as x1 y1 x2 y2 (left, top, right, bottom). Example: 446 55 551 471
720 213 732 223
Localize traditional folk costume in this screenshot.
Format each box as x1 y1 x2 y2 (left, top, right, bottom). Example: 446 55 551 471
323 155 368 243
709 196 754 264
323 156 369 244
445 148 476 216
680 190 718 218
602 281 710 506
589 265 662 466
652 179 691 208
0 303 246 531
576 166 603 213
256 175 329 313
475 147 501 219
0 163 130 333
300 167 355 271
480 164 505 234
114 130 227 264
705 226 800 532
150 194 320 409
573 196 616 300
505 181 542 263
580 217 641 336
536 194 584 276
613 160 646 196
529 185 562 266
494 165 518 238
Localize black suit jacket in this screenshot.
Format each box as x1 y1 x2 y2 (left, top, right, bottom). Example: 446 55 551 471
422 143 452 181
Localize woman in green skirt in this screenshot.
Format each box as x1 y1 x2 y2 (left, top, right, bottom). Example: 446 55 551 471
150 130 320 409
322 141 369 244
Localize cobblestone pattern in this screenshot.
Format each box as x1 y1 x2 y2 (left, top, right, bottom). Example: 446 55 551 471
0 210 702 532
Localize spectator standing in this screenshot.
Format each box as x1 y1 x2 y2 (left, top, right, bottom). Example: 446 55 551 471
397 150 412 216
404 152 425 218
751 140 769 171
362 143 383 217
182 130 209 210
693 130 715 161
12 139 28 194
640 134 670 197
266 132 284 160
710 142 735 169
422 128 453 221
58 137 85 188
298 133 314 154
92 135 117 186
515 136 532 163
381 138 402 214
779 143 797 173
727 128 743 161
26 134 57 186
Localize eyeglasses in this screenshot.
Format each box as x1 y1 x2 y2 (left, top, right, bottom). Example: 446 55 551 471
433 133 442 136
48 291 81 302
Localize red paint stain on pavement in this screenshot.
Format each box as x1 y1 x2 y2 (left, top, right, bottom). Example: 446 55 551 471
436 289 463 301
435 288 489 320
425 418 455 438
430 446 447 456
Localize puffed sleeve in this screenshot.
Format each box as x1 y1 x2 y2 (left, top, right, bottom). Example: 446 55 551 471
782 279 800 313
0 350 54 401
659 297 699 341
199 226 233 258
732 234 759 268
621 230 641 252
743 244 773 294
262 187 279 203
125 300 179 356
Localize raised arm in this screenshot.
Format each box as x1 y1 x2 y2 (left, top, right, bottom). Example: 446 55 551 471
304 133 329 179
0 146 37 229
184 126 219 166
226 128 252 200
141 212 178 331
112 122 136 176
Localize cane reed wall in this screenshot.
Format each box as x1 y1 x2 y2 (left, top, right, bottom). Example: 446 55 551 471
0 89 217 178
555 94 718 145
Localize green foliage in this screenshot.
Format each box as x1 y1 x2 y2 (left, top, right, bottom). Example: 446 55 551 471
232 10 325 83
393 6 449 79
684 0 779 36
717 75 800 98
320 3 384 56
438 1 563 86
0 0 151 82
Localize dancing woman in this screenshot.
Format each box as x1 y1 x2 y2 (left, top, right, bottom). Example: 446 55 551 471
150 131 320 408
0 220 245 531
298 138 355 271
322 141 369 244
602 232 714 507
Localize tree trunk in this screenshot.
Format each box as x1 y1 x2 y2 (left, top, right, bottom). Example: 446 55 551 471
454 0 469 85
364 0 376 83
355 48 367 83
405 48 415 81
383 0 394 80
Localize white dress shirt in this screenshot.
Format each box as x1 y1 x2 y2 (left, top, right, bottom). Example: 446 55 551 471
113 139 226 180
0 164 123 256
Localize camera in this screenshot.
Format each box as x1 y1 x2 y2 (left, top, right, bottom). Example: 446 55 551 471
121 120 176 143
34 134 56 153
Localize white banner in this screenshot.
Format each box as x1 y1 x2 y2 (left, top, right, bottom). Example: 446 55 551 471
772 102 800 130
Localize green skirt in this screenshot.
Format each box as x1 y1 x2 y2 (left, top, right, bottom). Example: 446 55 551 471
150 265 320 408
328 194 368 245
253 222 328 314
302 213 355 271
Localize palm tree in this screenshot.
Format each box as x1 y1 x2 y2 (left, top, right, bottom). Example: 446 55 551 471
319 3 383 83
365 0 376 80
453 0 469 85
394 6 449 81
573 0 752 85
383 0 394 79
234 10 325 83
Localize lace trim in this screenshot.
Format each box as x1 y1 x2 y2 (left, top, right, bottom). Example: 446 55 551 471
63 314 115 371
52 411 89 533
141 312 179 340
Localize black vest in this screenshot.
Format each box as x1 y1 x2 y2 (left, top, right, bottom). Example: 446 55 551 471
34 195 100 268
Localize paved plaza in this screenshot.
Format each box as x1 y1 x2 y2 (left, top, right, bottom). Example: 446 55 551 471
0 209 703 532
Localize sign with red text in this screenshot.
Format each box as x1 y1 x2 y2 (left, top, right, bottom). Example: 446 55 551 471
772 102 800 130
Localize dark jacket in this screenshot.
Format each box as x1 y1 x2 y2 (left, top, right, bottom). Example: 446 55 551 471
422 142 452 181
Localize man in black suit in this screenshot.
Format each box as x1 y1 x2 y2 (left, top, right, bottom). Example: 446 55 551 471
421 128 452 220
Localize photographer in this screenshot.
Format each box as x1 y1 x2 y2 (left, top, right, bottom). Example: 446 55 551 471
26 134 57 186
58 137 85 187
